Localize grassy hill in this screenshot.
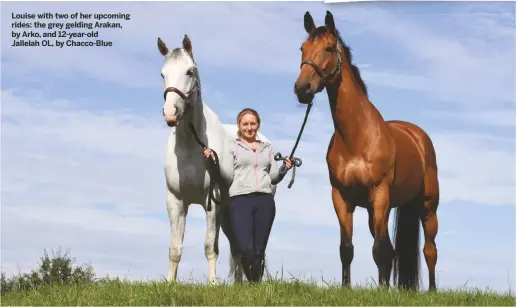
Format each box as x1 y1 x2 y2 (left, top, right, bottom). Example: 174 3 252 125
2 249 514 306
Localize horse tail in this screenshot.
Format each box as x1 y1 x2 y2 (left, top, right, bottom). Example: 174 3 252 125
228 249 238 280
392 194 422 291
220 202 244 284
263 253 271 280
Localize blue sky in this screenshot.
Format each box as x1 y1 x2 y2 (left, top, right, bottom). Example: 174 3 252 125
1 1 515 293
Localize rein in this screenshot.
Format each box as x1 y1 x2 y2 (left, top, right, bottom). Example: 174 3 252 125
275 41 342 188
274 100 312 188
187 123 227 212
163 76 226 212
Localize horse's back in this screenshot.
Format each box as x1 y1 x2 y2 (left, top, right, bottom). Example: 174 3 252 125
386 120 438 204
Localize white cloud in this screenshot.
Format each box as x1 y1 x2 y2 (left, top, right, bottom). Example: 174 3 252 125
426 110 515 129
430 131 515 206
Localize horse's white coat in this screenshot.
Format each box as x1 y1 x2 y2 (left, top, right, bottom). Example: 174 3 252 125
158 36 275 285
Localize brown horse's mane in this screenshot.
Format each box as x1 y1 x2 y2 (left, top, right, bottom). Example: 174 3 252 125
309 26 369 98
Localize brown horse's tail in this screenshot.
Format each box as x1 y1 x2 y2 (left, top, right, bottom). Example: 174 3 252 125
392 195 421 291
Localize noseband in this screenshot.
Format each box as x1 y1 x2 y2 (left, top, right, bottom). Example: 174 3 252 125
300 42 342 86
163 86 188 101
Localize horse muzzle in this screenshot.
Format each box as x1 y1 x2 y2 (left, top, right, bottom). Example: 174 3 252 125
164 114 178 127
294 83 315 104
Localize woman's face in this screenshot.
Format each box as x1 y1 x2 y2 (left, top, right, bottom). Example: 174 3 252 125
239 113 259 140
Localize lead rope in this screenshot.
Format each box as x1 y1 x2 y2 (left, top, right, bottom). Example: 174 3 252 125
274 100 313 188
187 122 226 212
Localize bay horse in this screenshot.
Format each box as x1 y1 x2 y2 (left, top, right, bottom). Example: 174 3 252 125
293 11 440 292
157 34 275 284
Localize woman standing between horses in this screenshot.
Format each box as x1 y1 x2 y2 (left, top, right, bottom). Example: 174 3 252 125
203 108 293 283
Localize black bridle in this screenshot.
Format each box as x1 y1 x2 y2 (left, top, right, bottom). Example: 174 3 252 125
300 42 342 86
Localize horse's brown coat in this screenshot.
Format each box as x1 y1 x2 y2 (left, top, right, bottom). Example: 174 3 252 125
294 11 439 292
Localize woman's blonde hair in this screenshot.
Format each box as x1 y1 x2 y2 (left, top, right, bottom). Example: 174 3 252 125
236 108 261 138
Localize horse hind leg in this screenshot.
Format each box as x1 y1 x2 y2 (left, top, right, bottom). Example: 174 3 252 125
420 169 439 291
166 189 188 283
204 197 221 285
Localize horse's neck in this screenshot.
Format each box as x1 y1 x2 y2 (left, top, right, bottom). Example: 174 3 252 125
327 56 385 153
174 94 206 146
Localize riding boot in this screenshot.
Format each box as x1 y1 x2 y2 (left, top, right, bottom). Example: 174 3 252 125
240 255 253 282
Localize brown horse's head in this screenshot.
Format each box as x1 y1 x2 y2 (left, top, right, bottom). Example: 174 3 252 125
294 11 342 104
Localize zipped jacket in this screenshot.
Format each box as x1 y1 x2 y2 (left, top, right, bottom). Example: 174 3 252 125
228 138 286 197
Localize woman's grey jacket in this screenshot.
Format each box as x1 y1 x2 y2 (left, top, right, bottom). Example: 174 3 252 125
228 138 286 198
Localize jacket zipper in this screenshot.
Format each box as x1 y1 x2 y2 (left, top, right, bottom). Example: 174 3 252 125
255 148 259 190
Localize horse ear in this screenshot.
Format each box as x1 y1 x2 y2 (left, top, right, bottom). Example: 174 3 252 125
304 11 315 34
182 34 193 57
157 37 168 56
324 10 336 35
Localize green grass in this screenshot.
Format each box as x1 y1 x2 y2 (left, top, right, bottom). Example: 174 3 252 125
2 248 514 306
2 278 515 306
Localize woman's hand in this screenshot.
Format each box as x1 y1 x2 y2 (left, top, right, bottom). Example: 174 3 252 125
203 147 215 161
284 157 293 169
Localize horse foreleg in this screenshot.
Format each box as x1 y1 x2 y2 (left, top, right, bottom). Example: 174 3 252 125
204 200 221 285
332 187 355 287
370 181 395 288
166 189 188 283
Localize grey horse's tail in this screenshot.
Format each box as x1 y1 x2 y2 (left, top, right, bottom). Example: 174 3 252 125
228 252 243 283
227 253 271 283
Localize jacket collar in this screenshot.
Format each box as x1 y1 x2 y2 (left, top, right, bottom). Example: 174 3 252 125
236 137 268 152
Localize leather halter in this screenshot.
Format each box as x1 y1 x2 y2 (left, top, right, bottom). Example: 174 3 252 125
162 69 200 116
300 42 342 86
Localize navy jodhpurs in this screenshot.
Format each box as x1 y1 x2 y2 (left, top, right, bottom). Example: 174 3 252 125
228 192 276 263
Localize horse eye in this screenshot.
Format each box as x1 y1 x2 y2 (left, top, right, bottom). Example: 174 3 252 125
325 46 333 52
186 69 194 76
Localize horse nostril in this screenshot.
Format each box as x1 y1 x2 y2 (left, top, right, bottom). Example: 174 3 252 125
304 84 313 96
